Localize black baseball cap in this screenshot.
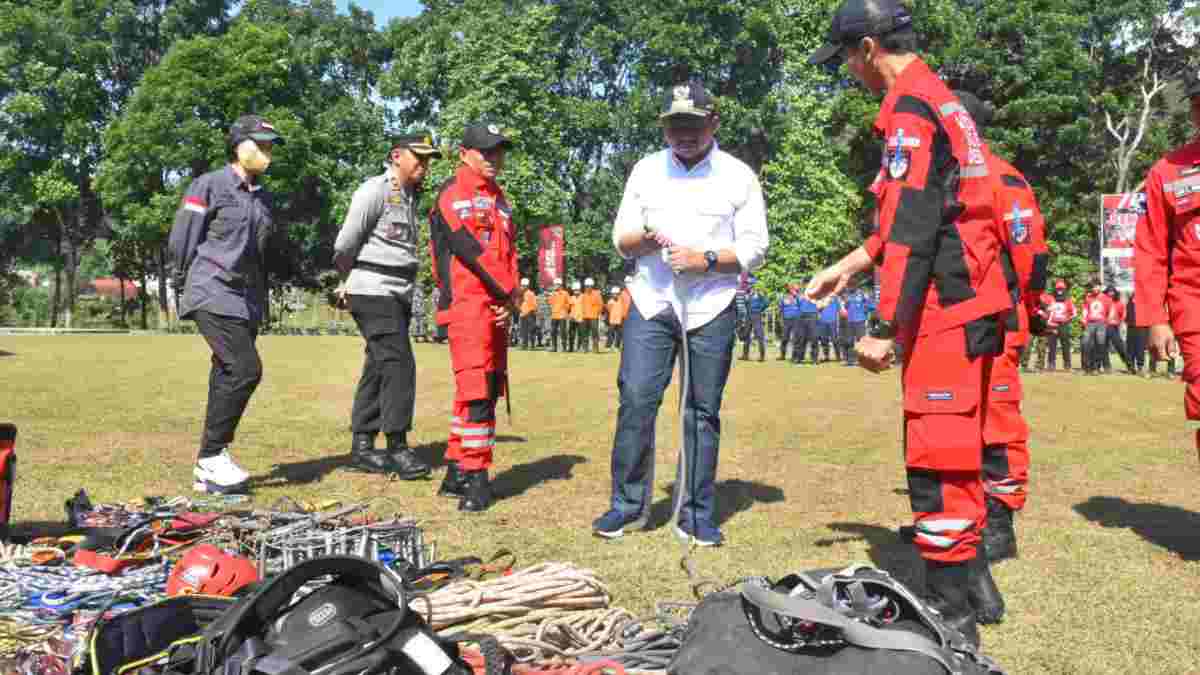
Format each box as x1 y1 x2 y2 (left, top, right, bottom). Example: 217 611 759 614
391 131 443 158
462 122 513 151
230 114 284 145
808 0 914 66
659 81 716 119
952 90 995 130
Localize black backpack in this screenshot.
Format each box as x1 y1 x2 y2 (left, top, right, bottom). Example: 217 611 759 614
668 564 1005 675
183 556 473 675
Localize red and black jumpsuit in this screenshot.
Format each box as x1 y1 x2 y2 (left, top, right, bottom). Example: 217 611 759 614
863 58 1014 563
1136 140 1200 446
986 156 1049 514
429 165 518 473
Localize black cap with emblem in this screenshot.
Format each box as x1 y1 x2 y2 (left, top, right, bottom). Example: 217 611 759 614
229 114 284 145
462 122 513 151
808 0 914 66
390 131 443 158
659 81 716 119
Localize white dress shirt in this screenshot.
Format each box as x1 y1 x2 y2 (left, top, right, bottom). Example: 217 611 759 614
612 143 768 331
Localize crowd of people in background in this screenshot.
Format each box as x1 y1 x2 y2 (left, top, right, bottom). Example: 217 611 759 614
409 272 1181 379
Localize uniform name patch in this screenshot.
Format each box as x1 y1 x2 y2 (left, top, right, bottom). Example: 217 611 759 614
474 197 494 209
926 391 954 401
452 200 472 209
992 384 1010 393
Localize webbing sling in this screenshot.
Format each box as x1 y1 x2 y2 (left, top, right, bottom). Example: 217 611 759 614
740 571 1004 675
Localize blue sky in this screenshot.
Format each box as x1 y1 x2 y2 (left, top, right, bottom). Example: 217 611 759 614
335 0 424 26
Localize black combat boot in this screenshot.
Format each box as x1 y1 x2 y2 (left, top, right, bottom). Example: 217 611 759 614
924 560 980 648
350 432 397 474
458 470 493 512
982 497 1018 562
967 552 1006 625
438 461 467 498
386 432 430 480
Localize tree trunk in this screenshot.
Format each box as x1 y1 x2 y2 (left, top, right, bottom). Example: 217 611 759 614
50 267 61 328
63 238 78 329
140 269 149 330
157 245 170 328
118 272 127 325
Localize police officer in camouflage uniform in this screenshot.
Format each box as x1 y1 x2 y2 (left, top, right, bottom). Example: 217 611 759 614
334 132 442 478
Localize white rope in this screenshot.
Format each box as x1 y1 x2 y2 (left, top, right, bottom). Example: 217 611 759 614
418 563 646 662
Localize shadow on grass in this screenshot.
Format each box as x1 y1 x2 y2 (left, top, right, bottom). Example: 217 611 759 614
9 520 76 541
254 441 451 487
814 522 923 588
1074 495 1200 561
0 350 14 357
492 454 587 500
645 478 785 529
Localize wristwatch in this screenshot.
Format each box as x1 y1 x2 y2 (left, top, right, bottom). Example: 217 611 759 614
704 250 718 272
870 319 896 340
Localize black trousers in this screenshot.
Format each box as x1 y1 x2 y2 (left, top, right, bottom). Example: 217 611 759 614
1047 324 1072 370
794 315 818 363
845 321 867 364
519 314 536 349
1127 325 1148 370
741 313 765 359
580 318 600 352
194 311 262 457
1103 325 1129 371
606 323 624 349
349 295 416 436
779 316 798 358
551 318 568 351
568 320 579 352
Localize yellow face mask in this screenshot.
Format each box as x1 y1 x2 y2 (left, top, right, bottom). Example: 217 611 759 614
235 139 272 175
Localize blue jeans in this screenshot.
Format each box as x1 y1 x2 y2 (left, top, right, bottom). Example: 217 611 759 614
608 300 736 527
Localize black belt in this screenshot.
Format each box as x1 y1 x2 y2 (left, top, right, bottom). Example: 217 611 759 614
354 260 417 281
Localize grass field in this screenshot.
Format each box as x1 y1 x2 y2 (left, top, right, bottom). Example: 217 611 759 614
4 335 1200 674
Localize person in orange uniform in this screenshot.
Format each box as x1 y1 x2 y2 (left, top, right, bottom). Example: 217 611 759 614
605 286 627 350
428 121 518 513
549 278 570 352
1136 70 1200 455
580 277 605 353
518 278 538 350
568 280 584 352
807 0 1012 645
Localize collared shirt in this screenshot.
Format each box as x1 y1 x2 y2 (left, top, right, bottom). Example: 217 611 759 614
334 170 420 301
611 143 768 331
168 165 275 323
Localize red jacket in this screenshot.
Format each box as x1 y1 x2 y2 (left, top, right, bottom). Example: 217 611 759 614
1044 295 1076 327
1136 140 1200 331
993 157 1050 316
1081 292 1112 324
863 58 1011 339
1106 298 1126 326
429 165 518 325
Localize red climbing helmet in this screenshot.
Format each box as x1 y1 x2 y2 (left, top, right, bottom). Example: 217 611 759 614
167 544 259 597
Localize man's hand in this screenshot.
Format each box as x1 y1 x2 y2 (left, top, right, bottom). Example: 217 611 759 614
1149 323 1176 361
855 336 895 373
618 229 665 259
666 246 706 274
335 285 349 311
807 266 850 302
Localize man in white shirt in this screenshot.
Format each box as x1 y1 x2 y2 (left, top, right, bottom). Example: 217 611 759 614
592 80 768 546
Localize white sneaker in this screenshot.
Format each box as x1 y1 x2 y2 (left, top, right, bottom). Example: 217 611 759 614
193 449 250 494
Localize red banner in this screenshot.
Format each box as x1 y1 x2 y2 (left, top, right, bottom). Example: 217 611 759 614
1100 193 1145 293
538 225 565 289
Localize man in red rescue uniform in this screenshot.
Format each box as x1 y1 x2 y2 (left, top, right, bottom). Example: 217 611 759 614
1044 279 1077 371
1080 278 1112 376
954 91 1050 574
1136 70 1200 458
807 0 1010 646
429 122 518 512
